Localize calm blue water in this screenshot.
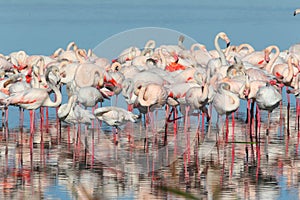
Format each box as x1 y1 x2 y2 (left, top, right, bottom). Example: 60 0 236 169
0 0 299 55
1 1 300 199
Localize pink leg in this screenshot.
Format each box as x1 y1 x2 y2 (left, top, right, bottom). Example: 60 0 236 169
201 112 205 135
232 112 235 142
295 98 300 131
29 110 35 154
46 107 49 132
225 115 229 143
173 107 178 135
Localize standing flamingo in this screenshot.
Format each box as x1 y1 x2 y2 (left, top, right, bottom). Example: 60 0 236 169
206 32 231 79
255 83 282 134
212 82 240 142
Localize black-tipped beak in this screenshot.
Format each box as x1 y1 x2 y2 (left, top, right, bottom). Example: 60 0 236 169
294 11 297 16
226 42 231 48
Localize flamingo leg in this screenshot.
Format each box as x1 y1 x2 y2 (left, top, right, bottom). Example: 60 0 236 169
231 112 235 142
225 115 229 143
29 110 35 155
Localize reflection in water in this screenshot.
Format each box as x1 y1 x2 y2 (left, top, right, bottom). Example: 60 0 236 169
0 95 299 199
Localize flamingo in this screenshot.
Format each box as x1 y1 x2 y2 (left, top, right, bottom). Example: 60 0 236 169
8 50 28 69
115 46 141 64
272 55 298 85
141 39 156 56
185 82 210 124
189 43 212 67
94 106 139 144
212 82 240 142
206 32 231 79
74 62 117 88
134 82 168 113
255 83 282 134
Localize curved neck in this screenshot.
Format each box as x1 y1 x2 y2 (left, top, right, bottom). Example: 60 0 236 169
237 43 255 54
37 57 45 76
58 95 76 119
158 48 167 67
42 82 62 107
43 67 62 107
52 48 64 58
220 84 240 109
137 86 150 107
214 33 227 66
199 83 209 102
265 45 280 73
284 56 295 83
75 49 87 63
190 43 206 52
145 40 156 49
67 42 78 51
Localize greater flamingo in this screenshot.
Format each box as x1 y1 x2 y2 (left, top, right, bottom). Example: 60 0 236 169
212 82 240 142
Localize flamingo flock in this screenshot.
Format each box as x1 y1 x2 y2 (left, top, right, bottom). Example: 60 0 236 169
0 31 299 148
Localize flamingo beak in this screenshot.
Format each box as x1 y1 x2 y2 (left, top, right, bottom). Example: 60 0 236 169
226 41 231 48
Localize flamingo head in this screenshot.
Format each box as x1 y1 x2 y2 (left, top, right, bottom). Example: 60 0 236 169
219 32 231 47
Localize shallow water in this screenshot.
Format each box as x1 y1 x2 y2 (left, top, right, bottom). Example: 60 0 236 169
1 1 300 200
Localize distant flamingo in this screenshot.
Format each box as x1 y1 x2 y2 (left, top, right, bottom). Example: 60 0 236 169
141 39 156 56
236 43 255 57
115 46 141 64
189 43 212 67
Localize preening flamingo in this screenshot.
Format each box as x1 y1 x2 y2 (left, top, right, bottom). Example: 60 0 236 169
212 82 240 116
134 82 168 113
212 82 240 141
